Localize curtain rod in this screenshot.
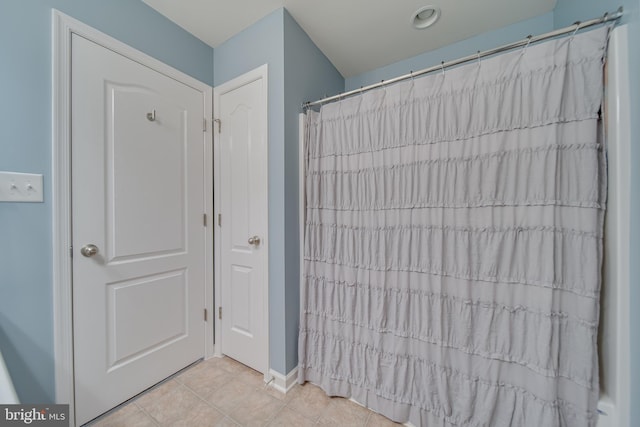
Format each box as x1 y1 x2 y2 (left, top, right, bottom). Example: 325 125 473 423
303 7 623 109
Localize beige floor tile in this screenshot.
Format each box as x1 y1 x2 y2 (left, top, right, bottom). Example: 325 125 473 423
286 383 331 420
365 411 405 426
216 357 252 375
267 407 316 427
168 400 226 427
262 385 286 402
90 403 143 426
134 379 181 409
316 418 345 426
215 417 241 427
195 357 228 370
227 389 285 426
91 403 157 427
178 361 234 398
317 397 370 426
116 410 158 427
263 383 300 402
136 381 203 424
205 379 257 413
91 360 405 427
175 359 218 382
236 367 266 388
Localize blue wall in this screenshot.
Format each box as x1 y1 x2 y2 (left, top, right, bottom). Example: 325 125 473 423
282 10 343 372
213 8 288 375
345 12 554 91
3 0 637 418
554 0 630 27
0 0 212 403
214 8 343 375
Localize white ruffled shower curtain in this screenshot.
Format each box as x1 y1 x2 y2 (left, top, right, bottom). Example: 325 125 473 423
298 27 610 427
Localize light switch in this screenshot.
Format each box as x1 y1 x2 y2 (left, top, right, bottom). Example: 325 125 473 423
0 172 44 202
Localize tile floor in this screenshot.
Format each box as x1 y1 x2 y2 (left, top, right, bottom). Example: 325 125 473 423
89 356 402 426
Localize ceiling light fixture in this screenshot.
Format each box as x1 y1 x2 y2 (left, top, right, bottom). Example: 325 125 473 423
411 5 441 30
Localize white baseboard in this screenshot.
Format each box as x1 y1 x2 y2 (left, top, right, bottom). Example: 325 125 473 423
269 366 298 393
596 398 616 427
205 352 223 361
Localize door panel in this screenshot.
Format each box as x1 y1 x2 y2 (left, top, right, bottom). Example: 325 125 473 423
106 270 188 369
107 86 186 261
71 34 206 425
230 265 253 335
229 105 251 250
218 71 268 374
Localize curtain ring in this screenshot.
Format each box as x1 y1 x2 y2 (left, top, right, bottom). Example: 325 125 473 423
570 21 581 40
380 80 387 93
440 61 445 76
521 35 532 55
336 92 344 115
410 71 414 82
476 51 481 67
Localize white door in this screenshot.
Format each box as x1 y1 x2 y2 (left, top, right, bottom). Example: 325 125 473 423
71 34 207 425
215 65 269 374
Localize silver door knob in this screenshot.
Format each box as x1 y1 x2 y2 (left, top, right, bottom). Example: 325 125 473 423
248 236 261 246
81 244 99 257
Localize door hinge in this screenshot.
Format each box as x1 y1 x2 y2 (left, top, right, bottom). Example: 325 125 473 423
203 118 207 132
217 214 222 227
218 307 222 320
213 118 221 133
204 308 208 321
203 213 207 227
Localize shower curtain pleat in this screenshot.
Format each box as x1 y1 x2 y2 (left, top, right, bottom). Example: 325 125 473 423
299 27 609 427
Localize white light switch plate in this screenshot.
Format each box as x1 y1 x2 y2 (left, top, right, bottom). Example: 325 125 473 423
0 171 44 202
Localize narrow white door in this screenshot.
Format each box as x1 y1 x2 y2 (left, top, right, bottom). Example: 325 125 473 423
71 34 206 425
216 66 269 374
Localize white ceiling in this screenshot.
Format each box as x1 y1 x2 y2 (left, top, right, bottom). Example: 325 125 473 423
142 0 556 77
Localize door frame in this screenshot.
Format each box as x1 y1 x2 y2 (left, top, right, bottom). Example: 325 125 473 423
213 65 270 380
52 10 214 425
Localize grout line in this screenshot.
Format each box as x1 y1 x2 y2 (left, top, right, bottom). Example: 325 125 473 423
185 381 237 418
227 414 244 426
283 400 321 424
134 402 160 426
179 381 233 419
97 360 400 427
364 411 372 425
